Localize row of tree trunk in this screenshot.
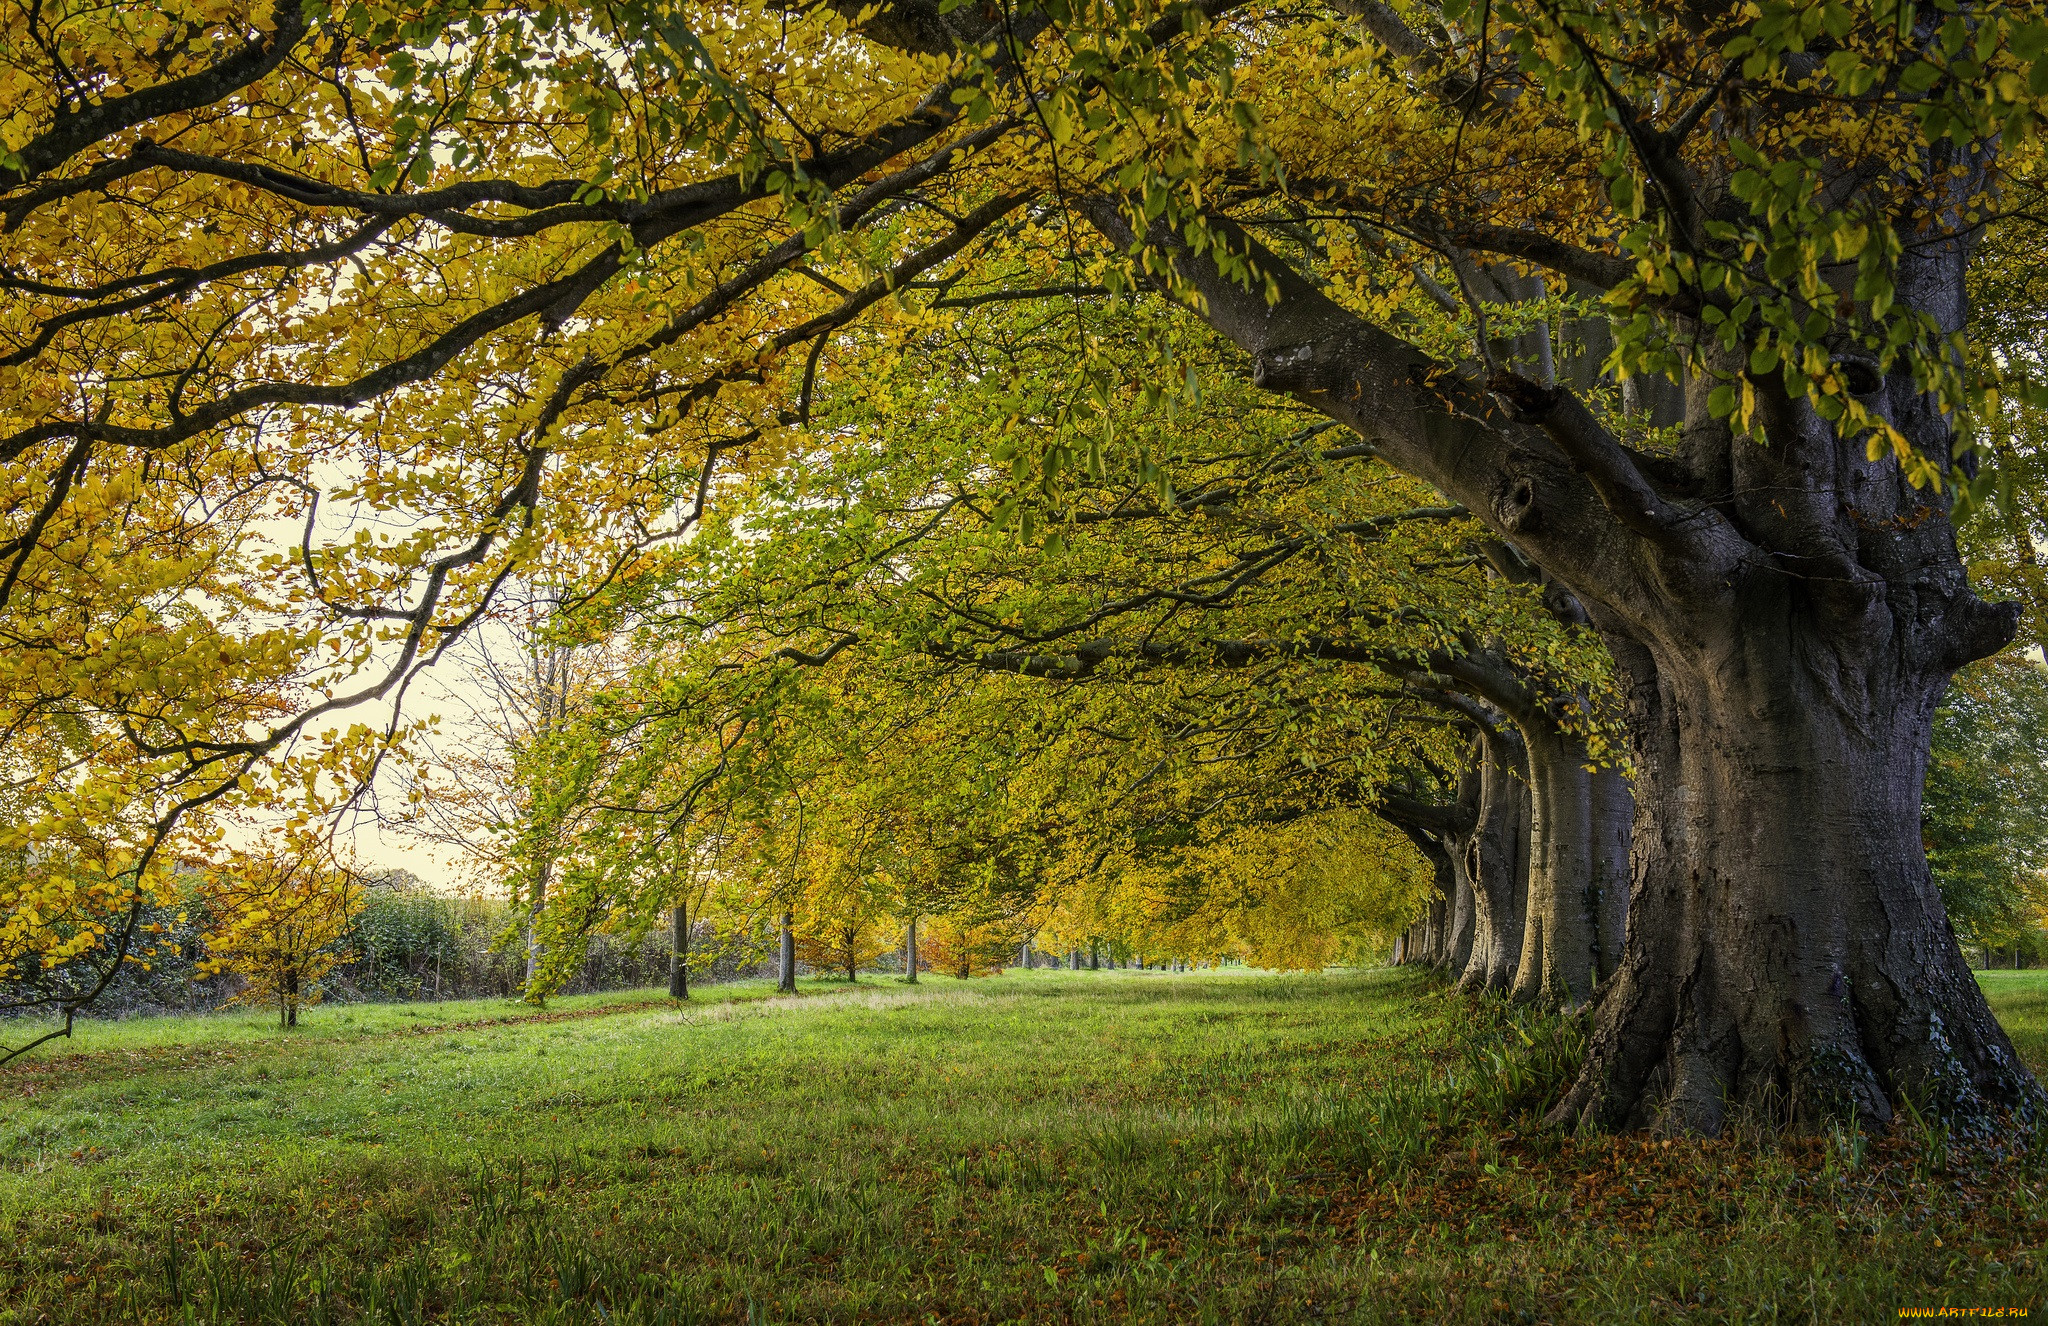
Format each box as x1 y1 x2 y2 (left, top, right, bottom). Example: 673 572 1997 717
1390 720 1633 1008
1382 629 1635 1011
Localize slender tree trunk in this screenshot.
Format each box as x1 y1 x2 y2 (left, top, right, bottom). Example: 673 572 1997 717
1590 762 1631 979
1089 941 1099 970
669 904 689 1000
284 969 298 1028
1384 755 1484 981
1416 627 1634 1008
905 915 919 983
523 857 552 1001
778 911 796 993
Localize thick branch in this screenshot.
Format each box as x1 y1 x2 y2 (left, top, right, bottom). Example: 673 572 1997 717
6 0 311 185
1078 196 1754 637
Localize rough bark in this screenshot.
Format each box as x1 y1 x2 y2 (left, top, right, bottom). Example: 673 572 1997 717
1554 588 2034 1134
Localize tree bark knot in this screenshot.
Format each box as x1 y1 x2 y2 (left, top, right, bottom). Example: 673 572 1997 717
1494 474 1541 534
1251 341 1340 393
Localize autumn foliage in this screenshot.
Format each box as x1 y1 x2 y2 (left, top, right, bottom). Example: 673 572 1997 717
918 916 1014 980
196 849 361 1028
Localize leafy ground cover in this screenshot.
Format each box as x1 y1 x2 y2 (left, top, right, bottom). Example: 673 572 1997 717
1 969 2044 1324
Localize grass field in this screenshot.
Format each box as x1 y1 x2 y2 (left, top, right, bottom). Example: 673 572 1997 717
2 968 2044 1324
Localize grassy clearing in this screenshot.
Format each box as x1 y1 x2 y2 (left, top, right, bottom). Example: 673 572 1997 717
1978 971 2048 1069
1 968 2044 1324
5 985 681 1061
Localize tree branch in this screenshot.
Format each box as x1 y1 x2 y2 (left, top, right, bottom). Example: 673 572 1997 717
5 0 311 185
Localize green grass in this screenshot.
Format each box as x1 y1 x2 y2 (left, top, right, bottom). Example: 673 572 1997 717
1976 970 2048 1069
1 968 2044 1324
6 985 680 1058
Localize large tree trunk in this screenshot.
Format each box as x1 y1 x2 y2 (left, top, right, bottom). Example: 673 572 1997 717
1553 598 2036 1134
777 911 796 993
1532 247 2039 1130
1455 727 1530 994
1445 838 1476 977
1512 723 1632 1007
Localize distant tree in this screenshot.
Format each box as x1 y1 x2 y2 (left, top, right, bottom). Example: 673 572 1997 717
198 850 361 1028
919 916 1013 980
1925 655 2048 961
794 913 897 982
792 787 901 981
